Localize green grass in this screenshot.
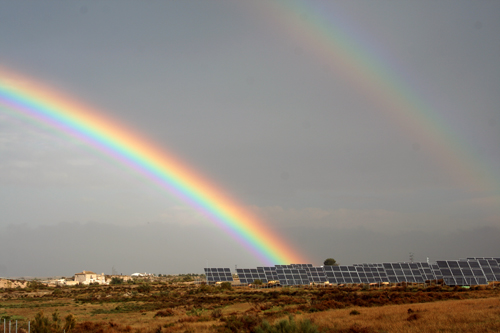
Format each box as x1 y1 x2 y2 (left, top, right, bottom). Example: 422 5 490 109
0 302 70 309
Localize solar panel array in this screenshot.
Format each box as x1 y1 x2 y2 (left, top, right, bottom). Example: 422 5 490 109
382 262 435 283
275 267 310 286
235 267 269 284
305 266 327 283
206 257 500 286
437 259 500 286
204 268 233 282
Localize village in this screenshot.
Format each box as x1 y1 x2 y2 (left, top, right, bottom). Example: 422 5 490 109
0 270 204 290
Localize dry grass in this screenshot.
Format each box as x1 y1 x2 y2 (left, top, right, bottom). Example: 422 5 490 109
0 283 499 332
307 297 500 332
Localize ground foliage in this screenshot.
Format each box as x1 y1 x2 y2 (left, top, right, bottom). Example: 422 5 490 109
0 281 498 332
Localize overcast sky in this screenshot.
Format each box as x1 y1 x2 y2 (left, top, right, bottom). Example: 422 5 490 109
0 1 499 277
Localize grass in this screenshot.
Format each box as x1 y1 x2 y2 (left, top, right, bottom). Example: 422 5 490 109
0 282 498 332
308 297 500 332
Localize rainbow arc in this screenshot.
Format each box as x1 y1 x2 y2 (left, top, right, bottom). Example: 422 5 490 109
0 67 307 266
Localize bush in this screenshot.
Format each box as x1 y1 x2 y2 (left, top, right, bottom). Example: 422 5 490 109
52 289 63 295
186 307 205 317
110 277 124 285
154 309 175 317
254 315 320 333
31 311 76 333
211 308 223 319
27 280 45 291
220 282 232 291
219 315 262 332
253 279 263 286
137 283 151 293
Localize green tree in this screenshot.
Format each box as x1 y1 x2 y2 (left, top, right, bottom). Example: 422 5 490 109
323 258 338 266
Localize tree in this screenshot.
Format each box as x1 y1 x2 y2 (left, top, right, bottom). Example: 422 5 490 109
323 258 338 266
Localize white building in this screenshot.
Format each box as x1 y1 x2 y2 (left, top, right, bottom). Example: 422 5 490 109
74 271 107 285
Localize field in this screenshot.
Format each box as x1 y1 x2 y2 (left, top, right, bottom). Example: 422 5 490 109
0 281 499 332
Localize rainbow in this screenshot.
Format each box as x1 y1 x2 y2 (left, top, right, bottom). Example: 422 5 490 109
256 0 498 193
0 67 308 266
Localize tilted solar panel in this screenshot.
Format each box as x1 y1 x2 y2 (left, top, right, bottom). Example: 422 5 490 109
205 268 233 282
208 256 499 287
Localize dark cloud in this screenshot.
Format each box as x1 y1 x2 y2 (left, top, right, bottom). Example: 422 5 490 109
0 1 499 275
0 222 498 277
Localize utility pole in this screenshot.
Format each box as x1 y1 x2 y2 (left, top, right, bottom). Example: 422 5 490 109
409 252 414 263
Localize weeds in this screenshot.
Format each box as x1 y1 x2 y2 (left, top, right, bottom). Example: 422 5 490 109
254 315 320 333
218 314 262 332
154 309 175 317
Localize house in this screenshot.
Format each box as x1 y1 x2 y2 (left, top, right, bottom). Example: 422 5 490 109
74 271 107 285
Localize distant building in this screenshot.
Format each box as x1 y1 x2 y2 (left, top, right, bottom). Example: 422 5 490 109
131 272 153 277
74 271 107 285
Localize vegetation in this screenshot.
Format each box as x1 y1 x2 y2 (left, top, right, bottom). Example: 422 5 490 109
323 258 338 266
136 283 151 293
109 277 124 285
31 310 76 333
219 281 232 291
253 279 263 285
0 279 498 332
255 316 320 333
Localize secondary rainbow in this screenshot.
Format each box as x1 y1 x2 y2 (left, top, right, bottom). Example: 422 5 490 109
0 67 308 266
256 0 498 193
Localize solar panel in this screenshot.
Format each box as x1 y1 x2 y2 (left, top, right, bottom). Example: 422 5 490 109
438 260 490 285
204 268 233 283
303 266 328 283
275 268 311 286
211 256 499 287
236 268 269 284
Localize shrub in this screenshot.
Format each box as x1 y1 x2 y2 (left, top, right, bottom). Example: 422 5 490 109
211 308 223 319
110 277 124 285
220 282 232 291
254 315 320 333
183 275 194 282
52 289 63 295
219 315 262 332
27 280 45 291
253 279 263 286
137 283 151 293
407 313 422 321
154 309 175 317
31 311 76 333
350 309 361 316
186 307 204 317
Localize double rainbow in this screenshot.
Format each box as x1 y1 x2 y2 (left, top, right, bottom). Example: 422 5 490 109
0 67 307 266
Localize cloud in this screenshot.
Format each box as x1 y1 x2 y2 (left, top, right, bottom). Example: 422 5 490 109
251 206 412 231
0 222 498 277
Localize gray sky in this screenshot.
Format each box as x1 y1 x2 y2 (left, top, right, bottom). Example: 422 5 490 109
0 0 499 277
